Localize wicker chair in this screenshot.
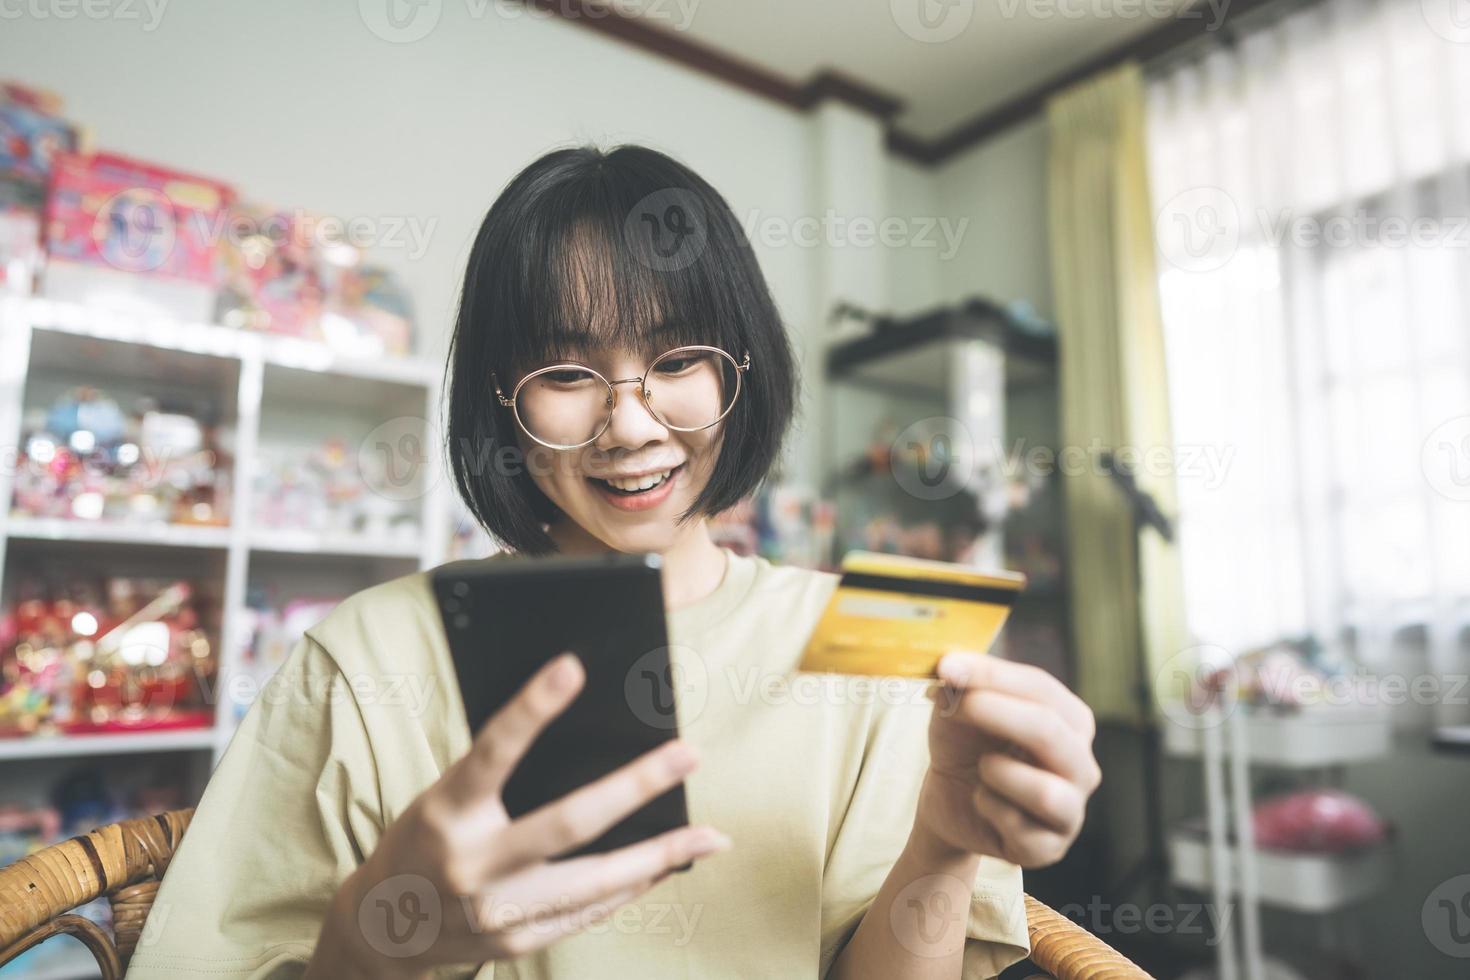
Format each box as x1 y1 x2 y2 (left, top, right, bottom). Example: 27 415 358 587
0 808 1151 979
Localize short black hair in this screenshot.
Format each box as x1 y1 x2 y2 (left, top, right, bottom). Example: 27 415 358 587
445 144 799 556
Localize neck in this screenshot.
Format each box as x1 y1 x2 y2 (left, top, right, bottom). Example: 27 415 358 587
545 518 729 612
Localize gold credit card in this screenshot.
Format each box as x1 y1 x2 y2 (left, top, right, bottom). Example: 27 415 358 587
798 551 1027 678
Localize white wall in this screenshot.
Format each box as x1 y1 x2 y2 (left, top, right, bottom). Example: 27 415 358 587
881 118 1054 320
884 156 942 316
932 117 1053 320
0 0 822 366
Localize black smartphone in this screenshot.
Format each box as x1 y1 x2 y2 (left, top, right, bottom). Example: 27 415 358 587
432 551 691 864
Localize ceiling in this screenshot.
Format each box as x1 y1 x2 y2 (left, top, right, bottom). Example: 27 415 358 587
630 0 1196 140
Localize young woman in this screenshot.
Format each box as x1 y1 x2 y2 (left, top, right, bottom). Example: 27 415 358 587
127 146 1100 980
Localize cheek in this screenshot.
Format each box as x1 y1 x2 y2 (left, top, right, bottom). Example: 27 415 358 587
515 434 575 504
680 432 723 491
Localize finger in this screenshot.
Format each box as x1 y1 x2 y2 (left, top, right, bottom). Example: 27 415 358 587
492 739 700 872
492 877 658 958
976 752 1087 836
442 653 585 808
949 689 1099 785
485 824 729 928
935 652 1094 739
971 783 1072 868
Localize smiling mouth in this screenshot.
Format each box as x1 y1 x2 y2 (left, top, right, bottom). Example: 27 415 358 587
588 463 685 496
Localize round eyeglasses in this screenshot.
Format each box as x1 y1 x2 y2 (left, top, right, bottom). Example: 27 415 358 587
494 345 752 450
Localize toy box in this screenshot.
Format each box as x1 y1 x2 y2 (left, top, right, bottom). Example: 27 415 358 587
214 203 327 336
43 150 234 320
0 83 78 294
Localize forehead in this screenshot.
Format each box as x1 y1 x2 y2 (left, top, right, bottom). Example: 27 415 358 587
497 217 720 376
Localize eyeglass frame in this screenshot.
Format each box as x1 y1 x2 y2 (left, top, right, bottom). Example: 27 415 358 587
493 344 753 451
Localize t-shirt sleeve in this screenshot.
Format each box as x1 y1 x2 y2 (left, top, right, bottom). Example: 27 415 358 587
125 635 385 979
818 678 1030 980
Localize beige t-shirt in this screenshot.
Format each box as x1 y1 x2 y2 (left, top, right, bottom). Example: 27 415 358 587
126 548 1029 979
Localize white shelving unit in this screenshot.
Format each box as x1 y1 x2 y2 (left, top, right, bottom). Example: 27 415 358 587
1163 706 1392 768
1166 705 1394 980
0 295 454 770
1168 827 1392 915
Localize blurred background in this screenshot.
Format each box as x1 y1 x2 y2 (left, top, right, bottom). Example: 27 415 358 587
0 1 1467 977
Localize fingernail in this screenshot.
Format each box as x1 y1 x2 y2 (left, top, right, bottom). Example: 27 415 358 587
937 653 965 682
690 828 732 856
550 653 581 691
665 740 698 775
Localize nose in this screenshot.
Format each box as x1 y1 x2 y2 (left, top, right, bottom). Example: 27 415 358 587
595 378 668 450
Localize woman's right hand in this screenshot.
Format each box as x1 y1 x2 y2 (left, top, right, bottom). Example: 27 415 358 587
305 652 728 979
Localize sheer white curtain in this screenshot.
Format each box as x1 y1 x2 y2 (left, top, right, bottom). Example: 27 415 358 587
1145 0 1470 727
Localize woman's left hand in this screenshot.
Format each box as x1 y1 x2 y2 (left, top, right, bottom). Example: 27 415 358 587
915 651 1101 868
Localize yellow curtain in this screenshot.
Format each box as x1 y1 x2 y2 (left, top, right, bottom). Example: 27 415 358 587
1045 62 1187 724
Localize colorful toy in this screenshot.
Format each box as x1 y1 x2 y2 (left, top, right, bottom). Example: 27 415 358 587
44 150 233 283
214 203 328 336
10 386 232 526
0 574 215 738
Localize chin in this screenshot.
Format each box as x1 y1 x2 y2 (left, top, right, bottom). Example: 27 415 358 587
601 528 679 555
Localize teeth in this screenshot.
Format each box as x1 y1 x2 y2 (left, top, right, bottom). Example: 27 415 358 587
604 469 672 492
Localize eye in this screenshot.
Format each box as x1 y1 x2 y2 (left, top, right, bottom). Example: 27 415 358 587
654 355 701 376
539 368 595 386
